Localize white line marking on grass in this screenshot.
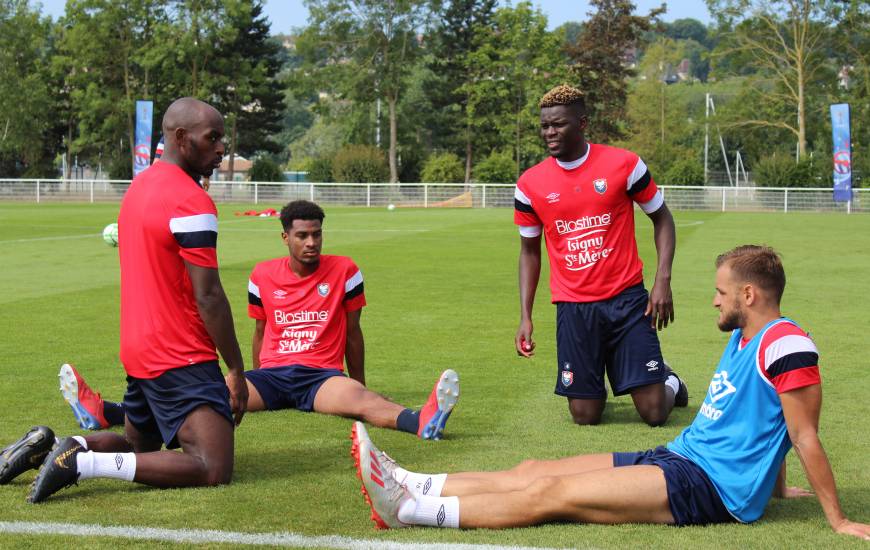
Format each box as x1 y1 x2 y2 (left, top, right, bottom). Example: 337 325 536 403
0 233 100 244
0 521 566 550
675 221 704 228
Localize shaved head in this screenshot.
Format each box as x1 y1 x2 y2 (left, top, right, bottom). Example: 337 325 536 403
162 97 222 143
159 97 225 181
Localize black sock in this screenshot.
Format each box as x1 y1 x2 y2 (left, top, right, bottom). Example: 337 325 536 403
396 408 420 434
103 401 125 427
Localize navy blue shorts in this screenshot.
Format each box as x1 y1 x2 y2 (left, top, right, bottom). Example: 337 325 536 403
123 361 233 449
244 365 345 412
613 446 735 526
555 283 666 398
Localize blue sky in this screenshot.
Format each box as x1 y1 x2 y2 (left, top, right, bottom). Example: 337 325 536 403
35 0 712 33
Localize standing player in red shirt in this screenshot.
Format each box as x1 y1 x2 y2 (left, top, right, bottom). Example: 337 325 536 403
514 85 687 427
23 98 248 503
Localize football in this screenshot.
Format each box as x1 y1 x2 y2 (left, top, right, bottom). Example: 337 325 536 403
102 222 118 247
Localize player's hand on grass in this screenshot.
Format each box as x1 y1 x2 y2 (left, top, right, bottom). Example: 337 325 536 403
646 277 674 331
833 519 870 540
226 370 249 426
783 486 813 498
516 321 535 357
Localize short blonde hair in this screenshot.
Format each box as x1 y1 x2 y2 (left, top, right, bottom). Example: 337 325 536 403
716 245 786 304
539 84 585 109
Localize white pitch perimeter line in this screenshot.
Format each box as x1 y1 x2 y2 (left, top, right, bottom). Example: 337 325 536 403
0 521 568 550
222 228 430 233
0 233 100 244
675 220 704 228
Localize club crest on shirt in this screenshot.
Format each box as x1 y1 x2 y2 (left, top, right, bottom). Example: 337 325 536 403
593 178 607 194
273 289 288 300
317 283 330 297
561 369 573 387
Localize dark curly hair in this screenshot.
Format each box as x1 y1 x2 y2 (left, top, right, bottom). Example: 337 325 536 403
280 200 325 231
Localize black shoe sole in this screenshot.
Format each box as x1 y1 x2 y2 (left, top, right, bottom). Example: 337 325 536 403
0 426 56 485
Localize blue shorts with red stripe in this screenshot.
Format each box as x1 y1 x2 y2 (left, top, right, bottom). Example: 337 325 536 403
555 283 666 399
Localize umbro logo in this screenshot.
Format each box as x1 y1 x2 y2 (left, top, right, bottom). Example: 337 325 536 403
115 454 124 470
436 504 446 526
423 477 432 495
646 360 659 371
273 289 288 299
546 192 561 203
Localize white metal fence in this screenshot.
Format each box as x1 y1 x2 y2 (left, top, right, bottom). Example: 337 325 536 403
0 179 866 213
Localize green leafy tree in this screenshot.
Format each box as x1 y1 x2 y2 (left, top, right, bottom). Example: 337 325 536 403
332 144 389 183
473 150 515 183
58 0 170 178
0 1 62 176
212 1 286 181
425 0 498 182
301 0 430 182
464 2 565 178
248 156 285 181
565 0 664 143
420 152 464 183
707 0 834 158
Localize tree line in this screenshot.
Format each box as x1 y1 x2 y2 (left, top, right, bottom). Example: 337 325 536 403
1 0 867 187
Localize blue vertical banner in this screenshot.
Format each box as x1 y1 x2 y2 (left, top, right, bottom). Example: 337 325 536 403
133 100 154 177
830 103 852 202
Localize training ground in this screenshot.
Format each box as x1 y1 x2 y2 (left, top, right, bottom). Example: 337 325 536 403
0 203 868 549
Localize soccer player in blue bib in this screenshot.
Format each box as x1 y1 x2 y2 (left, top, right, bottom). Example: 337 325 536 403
352 245 870 539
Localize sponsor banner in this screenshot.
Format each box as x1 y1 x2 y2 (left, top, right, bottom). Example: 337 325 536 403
830 103 852 202
133 100 153 176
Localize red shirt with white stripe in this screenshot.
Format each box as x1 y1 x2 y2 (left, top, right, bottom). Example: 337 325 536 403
741 319 821 393
247 255 366 371
514 144 663 303
118 161 219 379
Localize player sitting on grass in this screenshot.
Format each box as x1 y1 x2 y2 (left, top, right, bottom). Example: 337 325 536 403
1 200 459 489
351 245 870 540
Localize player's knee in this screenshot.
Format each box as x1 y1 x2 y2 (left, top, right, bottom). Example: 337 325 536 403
202 462 233 486
511 459 543 477
637 404 669 427
568 400 604 425
523 476 563 520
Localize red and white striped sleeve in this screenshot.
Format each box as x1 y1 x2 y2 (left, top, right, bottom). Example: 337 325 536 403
759 321 821 394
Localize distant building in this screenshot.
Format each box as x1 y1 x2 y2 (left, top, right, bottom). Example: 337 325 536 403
213 155 253 181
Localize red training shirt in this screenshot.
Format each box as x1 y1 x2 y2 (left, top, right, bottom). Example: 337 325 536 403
247 255 366 371
118 162 219 379
514 144 663 303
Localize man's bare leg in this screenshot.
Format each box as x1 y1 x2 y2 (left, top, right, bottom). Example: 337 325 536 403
442 453 614 496
314 376 405 428
128 405 234 487
457 465 673 528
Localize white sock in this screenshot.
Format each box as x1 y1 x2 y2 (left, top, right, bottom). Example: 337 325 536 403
398 494 460 528
665 375 680 395
76 451 136 481
71 436 88 450
393 467 447 497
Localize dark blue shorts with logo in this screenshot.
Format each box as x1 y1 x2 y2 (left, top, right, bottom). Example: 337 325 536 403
555 283 666 399
123 361 233 449
244 364 345 412
613 446 736 526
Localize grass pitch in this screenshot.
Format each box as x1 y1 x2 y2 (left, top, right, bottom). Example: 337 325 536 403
0 202 869 549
